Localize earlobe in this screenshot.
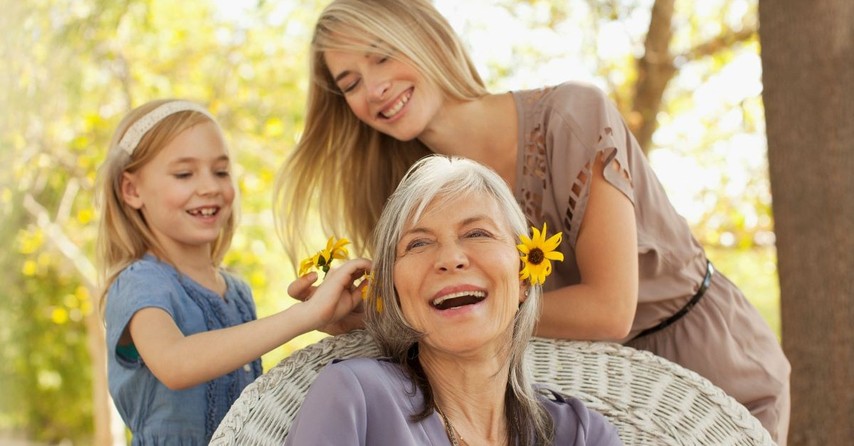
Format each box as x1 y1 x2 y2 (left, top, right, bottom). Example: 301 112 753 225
520 285 529 304
121 173 143 209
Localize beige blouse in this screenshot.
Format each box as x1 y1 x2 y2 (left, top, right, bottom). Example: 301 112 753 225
512 81 712 340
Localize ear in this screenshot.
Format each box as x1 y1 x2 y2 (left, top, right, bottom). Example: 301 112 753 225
519 284 529 304
121 172 143 209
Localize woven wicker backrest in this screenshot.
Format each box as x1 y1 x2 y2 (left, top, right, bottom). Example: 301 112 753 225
211 330 774 445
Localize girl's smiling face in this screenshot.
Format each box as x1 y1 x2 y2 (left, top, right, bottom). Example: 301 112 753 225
121 121 234 258
393 192 524 356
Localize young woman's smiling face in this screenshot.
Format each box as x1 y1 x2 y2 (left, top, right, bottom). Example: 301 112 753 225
393 192 524 356
323 45 444 142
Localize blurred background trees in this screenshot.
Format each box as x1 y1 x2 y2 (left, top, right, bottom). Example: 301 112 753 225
1 0 779 444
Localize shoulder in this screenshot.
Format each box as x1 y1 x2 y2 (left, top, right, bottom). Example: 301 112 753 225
537 387 623 445
323 358 405 385
314 358 415 405
516 81 610 116
109 257 179 300
105 257 181 320
116 256 175 280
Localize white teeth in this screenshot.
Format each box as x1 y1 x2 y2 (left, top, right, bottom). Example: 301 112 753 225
190 207 217 217
432 290 486 306
381 91 410 118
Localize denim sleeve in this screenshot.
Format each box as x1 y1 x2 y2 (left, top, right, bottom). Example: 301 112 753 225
104 261 179 369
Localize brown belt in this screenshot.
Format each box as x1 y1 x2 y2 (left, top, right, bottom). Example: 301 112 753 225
632 260 714 340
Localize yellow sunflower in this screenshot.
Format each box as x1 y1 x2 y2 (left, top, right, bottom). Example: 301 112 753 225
518 223 564 285
298 236 351 277
298 253 319 277
359 271 383 313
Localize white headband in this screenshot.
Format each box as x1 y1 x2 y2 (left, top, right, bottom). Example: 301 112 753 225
117 100 215 155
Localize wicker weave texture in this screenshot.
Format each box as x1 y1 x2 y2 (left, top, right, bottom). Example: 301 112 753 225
210 330 774 445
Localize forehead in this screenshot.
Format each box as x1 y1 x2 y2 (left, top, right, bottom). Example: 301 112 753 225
403 191 509 231
154 121 229 162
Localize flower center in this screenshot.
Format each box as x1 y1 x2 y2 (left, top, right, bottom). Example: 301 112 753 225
528 248 545 265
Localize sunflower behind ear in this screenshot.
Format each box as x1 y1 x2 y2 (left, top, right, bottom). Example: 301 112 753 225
518 223 564 285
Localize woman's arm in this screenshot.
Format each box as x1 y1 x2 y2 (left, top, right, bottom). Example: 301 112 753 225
535 155 638 341
128 258 371 390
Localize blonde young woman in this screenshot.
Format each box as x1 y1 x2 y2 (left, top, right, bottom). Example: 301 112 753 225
276 0 790 442
96 99 370 444
286 155 622 445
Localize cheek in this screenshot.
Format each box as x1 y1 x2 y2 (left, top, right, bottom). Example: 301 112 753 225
345 95 369 119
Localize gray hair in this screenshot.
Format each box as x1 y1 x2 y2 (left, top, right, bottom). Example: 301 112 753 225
365 155 553 444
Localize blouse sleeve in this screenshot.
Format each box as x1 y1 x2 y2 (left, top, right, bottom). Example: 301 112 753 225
284 362 368 445
544 82 638 247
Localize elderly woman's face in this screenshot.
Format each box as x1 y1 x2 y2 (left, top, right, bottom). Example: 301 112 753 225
393 192 523 355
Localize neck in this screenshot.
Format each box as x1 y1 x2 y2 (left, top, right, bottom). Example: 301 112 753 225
420 347 512 445
417 93 518 188
151 244 224 296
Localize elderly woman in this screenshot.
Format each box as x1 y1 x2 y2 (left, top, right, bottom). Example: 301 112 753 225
284 156 621 445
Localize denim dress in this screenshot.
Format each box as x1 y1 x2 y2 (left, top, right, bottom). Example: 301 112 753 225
105 255 262 445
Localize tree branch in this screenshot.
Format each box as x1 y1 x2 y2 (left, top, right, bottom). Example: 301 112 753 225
23 193 96 289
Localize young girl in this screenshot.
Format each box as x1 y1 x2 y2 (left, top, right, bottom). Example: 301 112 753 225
97 99 370 444
276 0 790 443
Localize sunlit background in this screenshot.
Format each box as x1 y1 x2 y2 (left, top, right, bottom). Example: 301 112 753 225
0 0 775 443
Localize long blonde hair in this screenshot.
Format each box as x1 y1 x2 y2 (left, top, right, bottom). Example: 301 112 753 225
95 99 236 312
274 0 488 268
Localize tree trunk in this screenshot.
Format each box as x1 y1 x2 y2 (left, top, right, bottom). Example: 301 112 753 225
759 1 854 445
631 0 676 153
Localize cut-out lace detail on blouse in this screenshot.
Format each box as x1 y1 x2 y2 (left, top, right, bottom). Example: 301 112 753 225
520 123 547 223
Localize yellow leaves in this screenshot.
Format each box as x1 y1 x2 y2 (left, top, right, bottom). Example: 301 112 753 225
263 117 285 138
50 286 93 325
76 208 93 225
17 229 44 255
22 260 38 276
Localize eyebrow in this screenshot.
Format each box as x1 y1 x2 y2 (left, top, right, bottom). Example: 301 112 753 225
169 155 230 165
333 70 351 84
332 41 386 84
399 214 493 238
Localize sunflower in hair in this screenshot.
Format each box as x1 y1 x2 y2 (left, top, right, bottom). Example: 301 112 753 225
518 223 564 285
360 271 383 313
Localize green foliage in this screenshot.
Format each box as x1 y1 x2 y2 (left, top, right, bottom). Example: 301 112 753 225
0 0 776 443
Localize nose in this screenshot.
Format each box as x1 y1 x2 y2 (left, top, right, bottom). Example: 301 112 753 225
367 77 391 102
197 172 222 196
434 241 469 272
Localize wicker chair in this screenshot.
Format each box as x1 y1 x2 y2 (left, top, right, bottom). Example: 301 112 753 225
211 329 774 445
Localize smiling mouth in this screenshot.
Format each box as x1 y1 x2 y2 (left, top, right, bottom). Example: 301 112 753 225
187 207 219 217
380 88 412 119
431 290 486 310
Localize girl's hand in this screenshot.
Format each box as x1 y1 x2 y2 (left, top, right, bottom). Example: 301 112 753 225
287 258 372 334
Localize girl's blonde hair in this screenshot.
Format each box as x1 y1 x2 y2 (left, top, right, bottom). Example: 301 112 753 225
365 155 554 446
274 0 488 268
95 99 236 312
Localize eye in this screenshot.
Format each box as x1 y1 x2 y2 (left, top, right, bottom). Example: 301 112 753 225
340 79 360 94
465 228 493 239
405 238 430 251
173 172 191 179
215 169 230 178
